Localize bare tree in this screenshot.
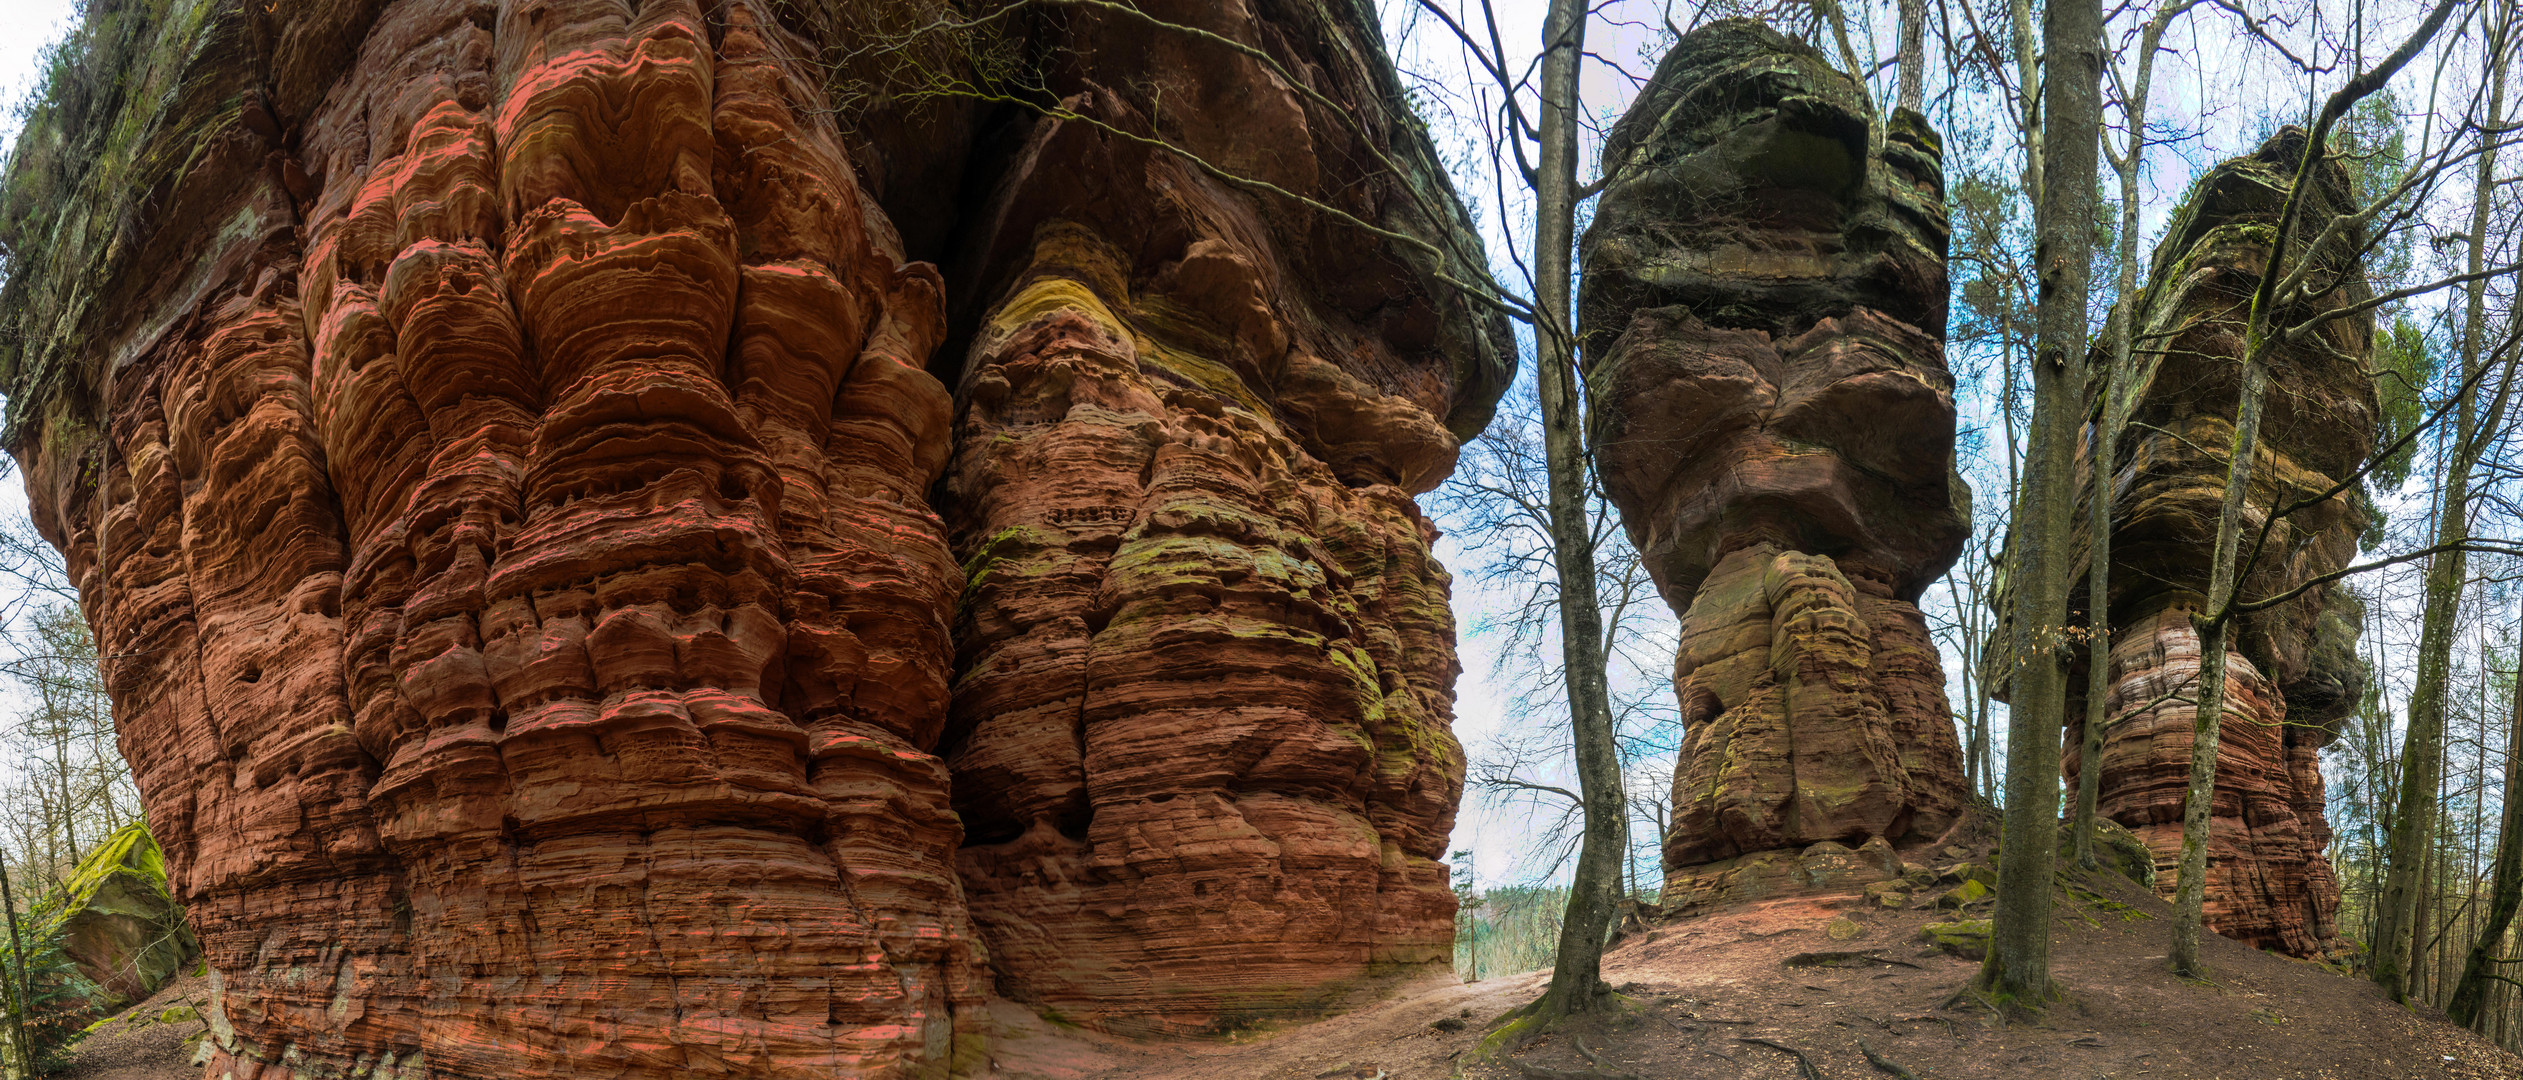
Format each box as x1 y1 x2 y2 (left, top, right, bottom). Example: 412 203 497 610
2171 0 2490 978
2376 0 2521 1001
1981 0 2102 1006
2073 0 2202 872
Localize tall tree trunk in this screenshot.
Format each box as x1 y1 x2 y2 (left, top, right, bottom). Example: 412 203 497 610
0 851 28 1077
1532 0 1623 1018
1896 0 1925 113
2010 0 2045 201
2376 17 2508 1000
2075 1 2193 870
1981 0 2099 1005
2169 0 2461 979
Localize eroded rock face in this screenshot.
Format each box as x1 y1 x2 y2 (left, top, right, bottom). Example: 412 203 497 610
0 0 1505 1072
1578 20 1968 907
933 0 1509 1037
2063 128 2374 958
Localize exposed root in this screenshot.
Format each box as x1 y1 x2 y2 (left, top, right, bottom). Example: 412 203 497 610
1939 985 1995 1013
1573 1035 1643 1080
1739 1037 1826 1078
1895 1012 1962 1039
1785 951 1922 970
1858 1039 1923 1079
1509 1062 1624 1080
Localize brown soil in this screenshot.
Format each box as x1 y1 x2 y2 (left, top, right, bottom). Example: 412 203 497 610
1011 867 2522 1080
56 970 209 1080
51 874 2519 1080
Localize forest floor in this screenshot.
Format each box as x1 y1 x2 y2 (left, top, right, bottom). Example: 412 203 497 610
1034 867 2523 1080
51 871 2520 1079
56 968 207 1080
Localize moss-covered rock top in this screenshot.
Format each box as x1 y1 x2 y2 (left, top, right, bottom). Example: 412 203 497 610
36 821 197 1011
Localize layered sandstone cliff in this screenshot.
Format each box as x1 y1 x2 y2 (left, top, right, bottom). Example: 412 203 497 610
0 0 1508 1073
1577 20 1969 908
2062 128 2375 958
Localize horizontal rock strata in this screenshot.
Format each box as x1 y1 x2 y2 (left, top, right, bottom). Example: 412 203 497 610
0 0 1508 1072
1579 19 1969 908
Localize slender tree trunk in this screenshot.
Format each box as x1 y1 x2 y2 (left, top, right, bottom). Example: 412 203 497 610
1950 573 1981 796
1896 0 1925 113
2377 22 2507 1000
2167 251 2283 977
1981 0 2099 1005
0 851 28 1077
2169 0 2462 979
2071 361 2120 872
1531 0 1623 1018
2415 810 2437 999
2075 2 2190 869
2010 0 2045 202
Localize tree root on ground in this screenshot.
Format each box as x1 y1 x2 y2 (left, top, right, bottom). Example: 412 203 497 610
1859 1039 1923 1079
1739 1037 1825 1078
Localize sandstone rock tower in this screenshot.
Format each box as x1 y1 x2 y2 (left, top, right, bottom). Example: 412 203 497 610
1578 20 1970 908
2064 128 2375 957
0 0 1509 1073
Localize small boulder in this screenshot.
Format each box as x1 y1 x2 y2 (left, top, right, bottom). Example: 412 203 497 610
38 822 198 1012
1936 878 1991 909
1920 919 1992 960
1855 836 1903 876
1796 841 1866 888
1936 861 1996 888
1863 881 1910 909
1826 916 1865 941
2067 819 2160 888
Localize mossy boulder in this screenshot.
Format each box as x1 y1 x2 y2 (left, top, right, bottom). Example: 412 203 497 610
2071 819 2160 889
1919 919 1991 960
1936 878 1991 909
36 822 197 1010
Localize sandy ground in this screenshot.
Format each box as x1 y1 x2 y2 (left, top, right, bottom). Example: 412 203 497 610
57 970 208 1080
62 870 2517 1079
1015 869 2523 1080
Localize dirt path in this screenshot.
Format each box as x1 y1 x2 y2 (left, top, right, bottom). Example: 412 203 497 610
1056 870 2521 1080
58 971 209 1080
66 871 2516 1079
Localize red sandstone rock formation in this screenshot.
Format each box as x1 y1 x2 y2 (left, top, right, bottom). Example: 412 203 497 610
1577 20 1969 908
2062 129 2375 958
932 1 1510 1037
0 0 1506 1072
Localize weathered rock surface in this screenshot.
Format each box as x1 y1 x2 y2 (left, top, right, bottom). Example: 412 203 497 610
1578 19 1968 906
933 0 1509 1038
0 0 1506 1072
39 823 199 1013
2062 128 2375 958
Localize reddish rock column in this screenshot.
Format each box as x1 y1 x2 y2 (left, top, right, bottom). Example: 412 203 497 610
2065 128 2375 957
932 2 1513 1033
15 1 985 1074
1577 20 1970 907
